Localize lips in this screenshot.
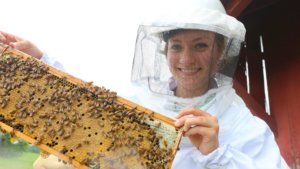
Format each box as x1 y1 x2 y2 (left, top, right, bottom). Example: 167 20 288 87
178 68 201 73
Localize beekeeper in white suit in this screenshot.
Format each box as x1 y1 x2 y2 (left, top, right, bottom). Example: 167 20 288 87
0 0 289 168
129 0 289 168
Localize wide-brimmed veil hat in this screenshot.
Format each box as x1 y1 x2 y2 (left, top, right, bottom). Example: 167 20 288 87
131 0 246 97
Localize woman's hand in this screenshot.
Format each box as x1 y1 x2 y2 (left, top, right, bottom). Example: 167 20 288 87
0 31 43 59
175 107 219 155
33 154 77 169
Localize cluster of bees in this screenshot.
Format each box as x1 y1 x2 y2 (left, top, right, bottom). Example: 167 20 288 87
0 47 181 169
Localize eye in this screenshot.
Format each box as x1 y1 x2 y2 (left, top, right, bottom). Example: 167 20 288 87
195 43 208 49
169 44 182 51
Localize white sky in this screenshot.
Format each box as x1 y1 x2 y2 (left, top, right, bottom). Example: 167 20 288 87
0 0 163 97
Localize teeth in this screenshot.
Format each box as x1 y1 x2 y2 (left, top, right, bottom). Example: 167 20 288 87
180 68 199 73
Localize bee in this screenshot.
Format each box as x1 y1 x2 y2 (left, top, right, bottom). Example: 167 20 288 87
124 124 131 130
34 135 44 145
42 96 50 102
163 140 168 148
80 158 91 165
110 126 118 132
30 122 38 128
148 153 153 160
58 128 65 136
107 143 115 151
102 131 111 138
136 136 143 142
28 128 34 134
70 124 76 132
76 123 83 128
67 156 73 164
63 120 70 126
28 89 36 97
155 122 161 128
9 128 15 137
148 128 156 135
82 139 90 145
149 111 155 118
42 125 48 132
39 87 47 94
156 134 163 140
98 120 105 127
86 81 93 87
47 128 56 138
63 132 71 139
40 151 50 158
21 111 27 118
96 153 105 159
109 120 117 126
131 123 137 130
0 46 9 57
0 90 8 97
58 146 67 154
75 143 82 149
49 114 56 120
39 113 48 118
87 151 95 156
15 99 25 109
1 101 7 108
147 135 156 142
28 110 36 117
52 79 59 85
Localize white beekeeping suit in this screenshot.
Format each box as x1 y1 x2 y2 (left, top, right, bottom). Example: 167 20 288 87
129 0 290 168
40 53 65 71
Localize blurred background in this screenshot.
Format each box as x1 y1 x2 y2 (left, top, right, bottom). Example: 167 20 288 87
0 0 162 97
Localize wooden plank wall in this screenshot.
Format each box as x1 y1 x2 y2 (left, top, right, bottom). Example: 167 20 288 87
235 0 300 167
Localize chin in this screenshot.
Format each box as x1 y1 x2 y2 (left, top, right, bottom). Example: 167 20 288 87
179 79 208 90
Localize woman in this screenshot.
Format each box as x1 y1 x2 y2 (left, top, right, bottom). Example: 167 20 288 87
0 0 289 168
129 0 289 168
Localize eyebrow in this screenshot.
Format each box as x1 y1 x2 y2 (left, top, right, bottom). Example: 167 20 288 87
169 37 210 43
192 37 210 42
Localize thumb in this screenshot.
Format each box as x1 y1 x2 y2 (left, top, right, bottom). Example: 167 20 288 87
9 41 28 50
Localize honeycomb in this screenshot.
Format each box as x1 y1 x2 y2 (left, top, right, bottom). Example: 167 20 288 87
0 43 182 169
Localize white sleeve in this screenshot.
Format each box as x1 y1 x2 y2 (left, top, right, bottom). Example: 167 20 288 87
40 52 65 71
190 116 289 169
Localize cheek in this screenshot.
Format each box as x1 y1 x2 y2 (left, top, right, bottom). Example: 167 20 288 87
196 52 213 68
166 54 177 69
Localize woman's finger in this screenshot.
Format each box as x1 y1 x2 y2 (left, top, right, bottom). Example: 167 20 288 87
175 107 210 119
184 125 218 139
182 116 218 132
0 31 21 44
10 40 29 50
0 34 6 42
174 115 193 127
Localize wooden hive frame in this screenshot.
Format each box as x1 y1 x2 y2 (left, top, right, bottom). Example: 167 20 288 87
0 43 182 169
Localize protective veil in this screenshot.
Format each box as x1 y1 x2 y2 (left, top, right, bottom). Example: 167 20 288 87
131 0 245 116
129 0 289 168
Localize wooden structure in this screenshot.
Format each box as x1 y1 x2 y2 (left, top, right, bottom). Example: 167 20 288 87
223 0 300 168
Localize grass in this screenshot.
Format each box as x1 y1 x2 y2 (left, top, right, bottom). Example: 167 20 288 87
0 151 39 169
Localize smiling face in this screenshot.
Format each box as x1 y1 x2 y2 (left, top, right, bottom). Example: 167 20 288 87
166 30 221 98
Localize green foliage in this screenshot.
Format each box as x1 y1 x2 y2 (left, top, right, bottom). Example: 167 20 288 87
0 133 12 146
0 151 40 169
14 139 30 152
0 133 39 158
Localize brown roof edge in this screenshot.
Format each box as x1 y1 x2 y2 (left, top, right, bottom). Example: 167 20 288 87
225 0 253 17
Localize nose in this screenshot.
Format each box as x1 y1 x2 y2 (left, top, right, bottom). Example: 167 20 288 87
180 48 195 64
